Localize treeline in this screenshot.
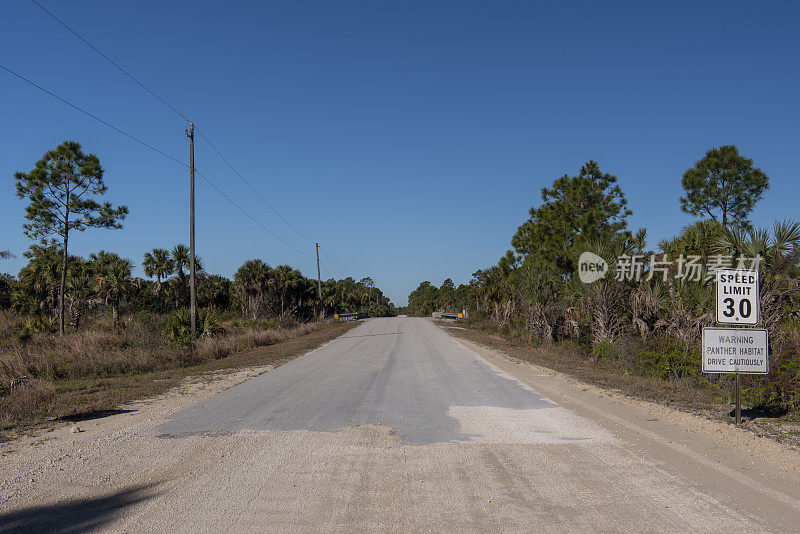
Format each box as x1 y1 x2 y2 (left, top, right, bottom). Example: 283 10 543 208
2 140 394 340
409 146 800 412
0 244 394 334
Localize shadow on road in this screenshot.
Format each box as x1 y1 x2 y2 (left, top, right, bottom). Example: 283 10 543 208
0 482 161 534
62 409 137 423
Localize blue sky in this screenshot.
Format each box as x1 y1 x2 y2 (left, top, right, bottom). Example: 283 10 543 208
2 1 798 305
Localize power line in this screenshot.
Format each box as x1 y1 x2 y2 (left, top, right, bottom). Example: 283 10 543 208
29 0 318 249
319 262 331 278
195 128 315 244
194 169 314 260
1 64 186 168
29 0 190 123
318 245 344 277
1 63 314 261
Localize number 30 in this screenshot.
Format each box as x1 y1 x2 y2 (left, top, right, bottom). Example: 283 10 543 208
723 297 751 318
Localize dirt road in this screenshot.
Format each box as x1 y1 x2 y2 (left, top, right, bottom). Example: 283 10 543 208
2 317 799 532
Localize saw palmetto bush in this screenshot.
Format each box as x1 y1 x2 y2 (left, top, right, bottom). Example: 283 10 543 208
630 280 666 340
656 277 714 350
167 308 224 346
514 263 563 343
562 237 635 347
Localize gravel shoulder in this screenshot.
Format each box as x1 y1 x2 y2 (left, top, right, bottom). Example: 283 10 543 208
440 323 800 448
448 332 800 515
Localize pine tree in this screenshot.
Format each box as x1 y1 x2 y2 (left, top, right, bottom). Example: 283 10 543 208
15 141 128 334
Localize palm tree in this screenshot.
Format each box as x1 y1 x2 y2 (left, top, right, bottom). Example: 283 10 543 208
97 257 133 328
233 259 271 319
270 265 308 317
360 277 375 304
65 270 94 331
143 248 174 297
18 246 62 313
715 220 800 274
630 280 666 340
570 237 635 345
659 275 714 351
198 274 231 309
171 244 203 276
172 244 189 277
320 279 337 317
171 244 203 309
515 262 562 343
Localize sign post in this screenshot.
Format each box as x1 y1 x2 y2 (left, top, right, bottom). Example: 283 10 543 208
736 372 741 424
706 269 767 425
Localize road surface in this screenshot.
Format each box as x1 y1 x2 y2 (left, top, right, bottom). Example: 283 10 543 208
2 317 799 532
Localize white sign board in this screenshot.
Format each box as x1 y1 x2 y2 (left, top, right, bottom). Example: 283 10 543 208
702 327 768 374
716 269 759 325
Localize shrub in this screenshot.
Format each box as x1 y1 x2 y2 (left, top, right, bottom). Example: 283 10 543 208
167 308 223 346
742 351 800 412
19 315 57 342
636 348 699 380
591 339 618 361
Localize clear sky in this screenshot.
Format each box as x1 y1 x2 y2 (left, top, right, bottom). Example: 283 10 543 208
2 1 798 305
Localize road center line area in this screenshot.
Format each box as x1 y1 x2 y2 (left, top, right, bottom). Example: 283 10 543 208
151 318 614 445
2 317 799 532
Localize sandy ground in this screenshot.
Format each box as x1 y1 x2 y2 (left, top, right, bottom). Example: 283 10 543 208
1 318 799 533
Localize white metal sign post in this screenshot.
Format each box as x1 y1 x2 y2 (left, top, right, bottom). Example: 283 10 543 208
707 269 767 425
716 269 759 325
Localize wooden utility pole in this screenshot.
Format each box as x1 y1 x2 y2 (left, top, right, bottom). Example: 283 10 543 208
187 122 197 335
316 243 322 317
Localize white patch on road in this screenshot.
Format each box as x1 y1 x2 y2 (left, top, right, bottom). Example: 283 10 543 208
448 405 617 444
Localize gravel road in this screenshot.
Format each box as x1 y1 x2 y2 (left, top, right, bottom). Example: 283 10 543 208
2 317 799 533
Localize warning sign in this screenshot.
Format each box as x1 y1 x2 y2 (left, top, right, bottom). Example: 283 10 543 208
702 327 768 374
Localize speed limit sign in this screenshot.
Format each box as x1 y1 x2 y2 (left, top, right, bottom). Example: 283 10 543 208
716 269 759 325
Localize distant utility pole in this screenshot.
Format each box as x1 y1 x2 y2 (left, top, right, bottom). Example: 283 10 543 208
316 243 322 317
186 122 197 335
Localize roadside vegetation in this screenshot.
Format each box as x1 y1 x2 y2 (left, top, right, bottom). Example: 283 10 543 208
0 318 357 435
409 146 800 423
1 141 394 430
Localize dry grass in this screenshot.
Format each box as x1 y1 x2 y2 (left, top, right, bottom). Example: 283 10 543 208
0 314 328 383
0 312 175 381
1 379 55 423
0 312 23 339
0 318 357 433
194 323 324 361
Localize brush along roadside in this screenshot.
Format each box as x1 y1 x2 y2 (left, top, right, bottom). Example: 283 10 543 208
0 319 357 437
